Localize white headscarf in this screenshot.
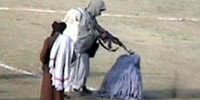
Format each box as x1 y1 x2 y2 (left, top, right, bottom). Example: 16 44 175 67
62 8 83 43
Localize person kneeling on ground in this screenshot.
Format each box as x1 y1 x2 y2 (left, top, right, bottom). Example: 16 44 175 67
94 53 143 100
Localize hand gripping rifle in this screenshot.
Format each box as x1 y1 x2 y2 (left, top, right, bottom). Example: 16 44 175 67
98 31 134 54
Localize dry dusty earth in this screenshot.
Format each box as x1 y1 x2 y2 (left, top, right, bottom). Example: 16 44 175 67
0 0 200 100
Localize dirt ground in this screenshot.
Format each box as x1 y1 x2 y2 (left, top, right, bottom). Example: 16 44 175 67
0 0 200 100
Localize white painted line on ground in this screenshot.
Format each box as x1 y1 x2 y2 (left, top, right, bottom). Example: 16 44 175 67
0 7 9 10
88 87 97 91
0 61 97 90
103 13 133 18
0 61 37 76
0 7 67 13
0 7 199 22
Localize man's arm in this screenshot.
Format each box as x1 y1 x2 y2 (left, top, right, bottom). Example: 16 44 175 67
94 20 110 41
95 22 106 33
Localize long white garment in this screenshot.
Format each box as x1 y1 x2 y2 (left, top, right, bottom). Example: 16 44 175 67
49 34 74 91
49 8 83 91
70 53 90 90
62 8 88 91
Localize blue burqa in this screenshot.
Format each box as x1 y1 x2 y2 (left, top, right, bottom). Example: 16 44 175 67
94 53 143 100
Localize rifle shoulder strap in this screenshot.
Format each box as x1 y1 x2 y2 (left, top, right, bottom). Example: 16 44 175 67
98 38 119 52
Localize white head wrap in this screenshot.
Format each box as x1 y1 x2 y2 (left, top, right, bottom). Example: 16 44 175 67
62 8 83 43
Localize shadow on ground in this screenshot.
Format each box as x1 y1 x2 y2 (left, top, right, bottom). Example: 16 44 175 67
0 99 38 100
67 89 200 100
0 90 6 93
144 89 200 99
0 74 39 80
1 89 200 100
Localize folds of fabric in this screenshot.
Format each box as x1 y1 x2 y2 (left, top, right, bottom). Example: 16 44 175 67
70 53 90 90
95 53 143 99
40 71 54 100
49 34 75 91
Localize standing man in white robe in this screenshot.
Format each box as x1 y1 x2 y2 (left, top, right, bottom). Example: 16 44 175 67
70 0 109 94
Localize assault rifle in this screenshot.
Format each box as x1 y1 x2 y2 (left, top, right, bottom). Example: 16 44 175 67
98 31 134 54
